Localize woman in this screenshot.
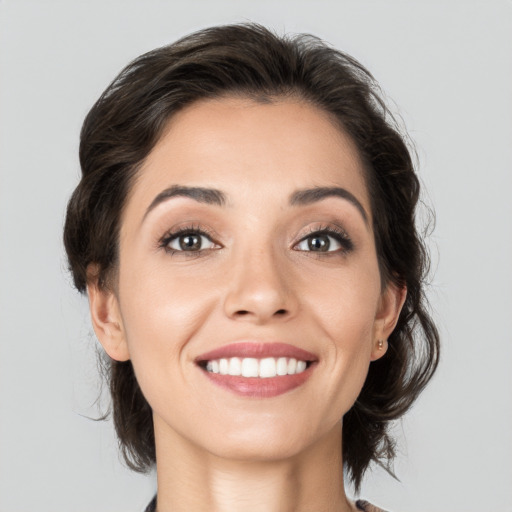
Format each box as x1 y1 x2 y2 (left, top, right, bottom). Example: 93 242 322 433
64 23 439 512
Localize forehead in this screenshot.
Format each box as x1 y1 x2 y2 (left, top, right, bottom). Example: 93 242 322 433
126 97 371 219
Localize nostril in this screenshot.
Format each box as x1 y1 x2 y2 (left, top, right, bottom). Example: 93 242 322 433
233 308 287 318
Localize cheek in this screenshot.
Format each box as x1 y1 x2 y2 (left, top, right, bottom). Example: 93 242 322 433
117 258 217 364
305 259 381 341
303 263 381 409
321 296 375 388
116 264 218 422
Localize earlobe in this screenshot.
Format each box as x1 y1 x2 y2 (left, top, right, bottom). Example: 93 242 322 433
371 282 407 361
371 338 388 361
86 268 130 362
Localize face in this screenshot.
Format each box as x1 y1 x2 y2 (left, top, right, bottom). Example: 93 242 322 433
90 97 404 462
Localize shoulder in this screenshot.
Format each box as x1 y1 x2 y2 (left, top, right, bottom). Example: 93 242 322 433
356 499 390 512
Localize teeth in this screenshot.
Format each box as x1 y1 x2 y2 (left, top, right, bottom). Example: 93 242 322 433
276 357 288 376
241 358 259 377
259 357 276 378
219 358 229 375
204 357 309 377
228 357 242 376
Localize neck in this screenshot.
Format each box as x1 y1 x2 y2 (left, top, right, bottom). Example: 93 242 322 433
153 418 355 512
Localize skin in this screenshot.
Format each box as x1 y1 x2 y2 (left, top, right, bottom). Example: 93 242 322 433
88 97 406 512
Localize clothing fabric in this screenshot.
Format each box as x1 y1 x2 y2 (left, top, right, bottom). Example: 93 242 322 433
144 496 387 512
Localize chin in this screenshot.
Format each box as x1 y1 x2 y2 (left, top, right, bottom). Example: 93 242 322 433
208 435 310 463
198 416 334 463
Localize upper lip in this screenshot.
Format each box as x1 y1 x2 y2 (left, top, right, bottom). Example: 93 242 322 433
195 342 318 363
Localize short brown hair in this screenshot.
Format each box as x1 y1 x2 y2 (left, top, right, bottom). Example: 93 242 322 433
64 23 439 491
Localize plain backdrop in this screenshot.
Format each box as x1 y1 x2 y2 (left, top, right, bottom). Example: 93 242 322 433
1 1 511 511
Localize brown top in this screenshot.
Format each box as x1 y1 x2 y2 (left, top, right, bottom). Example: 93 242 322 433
145 497 388 512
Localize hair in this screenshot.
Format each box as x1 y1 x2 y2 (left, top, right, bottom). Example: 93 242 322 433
64 23 439 492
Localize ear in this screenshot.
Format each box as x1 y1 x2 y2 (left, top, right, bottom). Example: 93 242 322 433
371 282 407 361
86 266 130 362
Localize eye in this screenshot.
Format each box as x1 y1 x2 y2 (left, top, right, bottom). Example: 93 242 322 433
294 228 353 253
159 227 219 254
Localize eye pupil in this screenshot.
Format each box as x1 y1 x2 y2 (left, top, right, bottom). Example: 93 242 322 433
308 235 329 251
179 234 201 251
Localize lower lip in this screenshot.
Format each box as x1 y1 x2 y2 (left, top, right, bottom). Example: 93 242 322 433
200 364 316 398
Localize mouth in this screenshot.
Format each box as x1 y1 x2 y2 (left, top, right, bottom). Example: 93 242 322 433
198 357 311 377
195 342 318 398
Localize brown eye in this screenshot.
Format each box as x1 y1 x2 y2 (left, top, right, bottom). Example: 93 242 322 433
295 231 345 253
179 234 202 251
307 235 331 252
165 232 217 252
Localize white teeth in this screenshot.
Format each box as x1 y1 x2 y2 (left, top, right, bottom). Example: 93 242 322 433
297 360 307 373
204 356 309 377
241 358 259 377
259 357 276 378
219 358 229 375
276 357 288 376
228 357 241 376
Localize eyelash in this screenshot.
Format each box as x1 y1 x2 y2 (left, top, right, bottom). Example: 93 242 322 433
158 224 219 256
295 224 354 255
157 223 354 256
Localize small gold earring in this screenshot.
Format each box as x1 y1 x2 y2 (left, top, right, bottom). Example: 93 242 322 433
377 339 384 350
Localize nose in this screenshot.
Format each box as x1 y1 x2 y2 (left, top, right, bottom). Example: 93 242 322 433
223 246 298 324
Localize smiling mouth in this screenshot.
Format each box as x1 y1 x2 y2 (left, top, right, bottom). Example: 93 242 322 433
195 342 317 398
199 357 310 378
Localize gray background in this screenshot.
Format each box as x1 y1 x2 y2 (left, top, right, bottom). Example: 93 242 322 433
1 1 511 511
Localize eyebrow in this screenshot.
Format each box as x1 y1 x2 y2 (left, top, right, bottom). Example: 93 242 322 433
142 184 368 225
290 187 369 224
143 185 227 222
